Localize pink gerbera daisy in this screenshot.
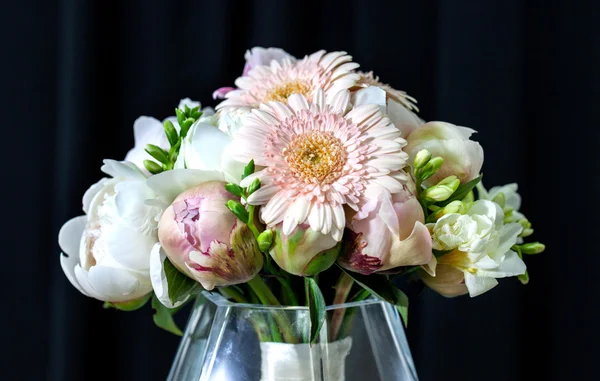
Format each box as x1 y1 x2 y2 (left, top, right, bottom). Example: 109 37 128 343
216 50 361 113
232 89 409 241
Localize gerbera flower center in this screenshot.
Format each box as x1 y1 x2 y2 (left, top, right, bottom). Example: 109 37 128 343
283 131 347 184
264 80 311 103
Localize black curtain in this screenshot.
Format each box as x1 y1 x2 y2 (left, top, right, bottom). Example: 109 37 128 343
3 1 599 380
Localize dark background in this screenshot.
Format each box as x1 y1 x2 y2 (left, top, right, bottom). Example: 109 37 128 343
3 0 599 380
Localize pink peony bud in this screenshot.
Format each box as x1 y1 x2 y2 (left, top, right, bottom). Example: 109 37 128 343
270 224 341 276
338 188 433 275
157 181 263 290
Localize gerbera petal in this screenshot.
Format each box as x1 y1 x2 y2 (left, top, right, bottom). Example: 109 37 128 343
288 94 310 113
330 90 350 114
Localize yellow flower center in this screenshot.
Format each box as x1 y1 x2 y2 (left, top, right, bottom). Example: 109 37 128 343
283 131 347 184
264 81 311 103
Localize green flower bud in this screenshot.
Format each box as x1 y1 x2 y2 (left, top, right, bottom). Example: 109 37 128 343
520 242 545 255
413 149 431 169
247 178 261 195
419 157 444 181
104 294 151 311
224 183 244 197
144 160 163 175
145 144 169 164
518 270 530 285
175 108 185 126
270 224 340 276
492 192 506 208
226 200 249 224
163 120 179 147
422 176 460 202
257 229 274 253
243 159 255 179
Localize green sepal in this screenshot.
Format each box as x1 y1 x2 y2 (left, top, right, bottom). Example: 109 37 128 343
143 160 163 174
152 295 183 336
145 144 170 164
226 200 249 224
304 277 326 344
163 257 201 305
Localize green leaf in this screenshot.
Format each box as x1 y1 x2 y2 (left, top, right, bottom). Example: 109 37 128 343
305 277 326 344
338 266 409 327
390 287 409 327
143 160 163 174
437 174 483 207
226 200 249 224
163 257 201 304
152 296 183 336
224 183 244 197
163 120 179 147
145 144 170 164
242 159 255 179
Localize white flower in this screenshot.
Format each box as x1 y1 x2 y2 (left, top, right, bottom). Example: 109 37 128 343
477 182 525 222
58 160 160 303
428 200 526 297
405 121 484 185
174 116 245 184
125 98 213 175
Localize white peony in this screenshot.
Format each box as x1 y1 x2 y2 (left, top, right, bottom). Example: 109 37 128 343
58 160 160 303
428 200 526 297
174 116 245 184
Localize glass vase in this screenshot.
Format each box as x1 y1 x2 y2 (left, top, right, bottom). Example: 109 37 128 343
168 292 418 381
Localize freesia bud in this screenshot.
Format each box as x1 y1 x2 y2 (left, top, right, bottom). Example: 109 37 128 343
158 181 263 290
406 121 484 185
257 229 274 252
419 157 444 181
270 224 340 276
413 149 431 169
422 176 460 202
520 242 545 255
432 200 466 221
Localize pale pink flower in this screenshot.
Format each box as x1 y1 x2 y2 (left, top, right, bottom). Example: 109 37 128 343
338 186 432 275
232 89 409 241
216 50 360 113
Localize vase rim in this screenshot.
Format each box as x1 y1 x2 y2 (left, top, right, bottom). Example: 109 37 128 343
199 291 385 311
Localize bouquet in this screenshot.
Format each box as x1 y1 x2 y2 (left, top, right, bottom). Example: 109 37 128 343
58 47 545 353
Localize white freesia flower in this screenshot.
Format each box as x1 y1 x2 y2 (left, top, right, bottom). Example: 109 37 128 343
477 182 525 222
428 200 526 297
58 160 160 303
125 98 213 175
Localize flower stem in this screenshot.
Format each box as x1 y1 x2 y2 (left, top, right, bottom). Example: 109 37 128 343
338 288 371 339
219 287 246 303
246 204 261 237
247 276 298 344
329 272 354 341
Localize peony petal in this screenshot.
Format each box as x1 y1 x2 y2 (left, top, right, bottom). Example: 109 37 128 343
105 225 157 271
185 123 232 171
82 179 108 214
146 169 225 204
352 86 387 109
387 99 423 138
86 265 150 302
58 216 87 257
383 221 433 270
101 159 146 181
60 252 89 297
464 272 499 297
149 243 191 308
